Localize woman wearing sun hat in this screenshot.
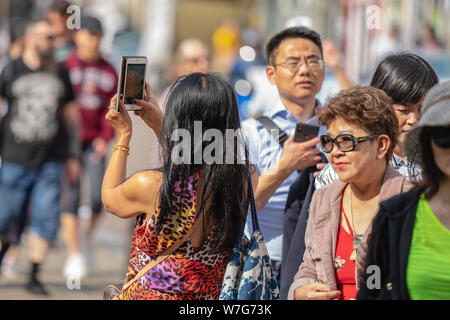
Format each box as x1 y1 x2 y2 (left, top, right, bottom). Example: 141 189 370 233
357 80 450 300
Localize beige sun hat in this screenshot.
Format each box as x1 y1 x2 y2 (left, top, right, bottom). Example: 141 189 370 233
404 80 450 164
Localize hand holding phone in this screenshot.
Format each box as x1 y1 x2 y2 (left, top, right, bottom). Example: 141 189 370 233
117 56 147 112
294 123 320 143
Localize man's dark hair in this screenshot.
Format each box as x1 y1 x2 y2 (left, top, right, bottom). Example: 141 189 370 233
265 26 323 65
49 0 72 16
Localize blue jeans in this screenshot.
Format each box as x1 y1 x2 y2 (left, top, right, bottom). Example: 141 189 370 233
0 161 62 241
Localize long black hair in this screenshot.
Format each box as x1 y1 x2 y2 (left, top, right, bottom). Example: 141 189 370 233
158 72 250 251
370 52 439 106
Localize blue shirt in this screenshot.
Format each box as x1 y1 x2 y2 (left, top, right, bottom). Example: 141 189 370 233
242 98 326 261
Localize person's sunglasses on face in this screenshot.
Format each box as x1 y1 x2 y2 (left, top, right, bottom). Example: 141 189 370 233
320 133 381 153
430 126 450 148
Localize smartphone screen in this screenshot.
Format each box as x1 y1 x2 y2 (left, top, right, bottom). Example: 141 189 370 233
124 63 145 104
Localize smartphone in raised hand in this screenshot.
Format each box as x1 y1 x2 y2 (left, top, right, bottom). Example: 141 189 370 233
117 56 147 111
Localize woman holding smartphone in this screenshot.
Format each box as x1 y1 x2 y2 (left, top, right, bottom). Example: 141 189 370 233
102 73 257 300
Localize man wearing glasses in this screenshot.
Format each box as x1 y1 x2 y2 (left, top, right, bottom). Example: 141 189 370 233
242 27 328 287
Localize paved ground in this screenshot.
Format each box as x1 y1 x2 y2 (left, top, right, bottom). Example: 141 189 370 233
0 114 161 300
0 211 133 300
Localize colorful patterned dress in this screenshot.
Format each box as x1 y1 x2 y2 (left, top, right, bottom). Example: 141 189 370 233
122 172 232 300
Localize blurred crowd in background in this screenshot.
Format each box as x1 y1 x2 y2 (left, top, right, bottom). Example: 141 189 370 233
1 0 449 120
0 0 449 298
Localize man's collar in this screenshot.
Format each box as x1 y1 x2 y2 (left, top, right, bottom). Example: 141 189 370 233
268 98 322 121
391 152 407 165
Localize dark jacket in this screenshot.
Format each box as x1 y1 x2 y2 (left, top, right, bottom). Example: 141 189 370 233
280 165 317 300
357 186 424 300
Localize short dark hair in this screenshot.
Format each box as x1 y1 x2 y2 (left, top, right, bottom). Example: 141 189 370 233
318 85 399 161
49 0 72 16
370 52 439 106
265 26 323 65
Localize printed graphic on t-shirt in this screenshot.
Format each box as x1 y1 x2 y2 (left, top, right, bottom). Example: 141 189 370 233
9 72 64 143
69 66 116 110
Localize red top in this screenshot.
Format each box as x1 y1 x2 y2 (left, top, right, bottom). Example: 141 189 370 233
64 50 118 144
334 203 357 300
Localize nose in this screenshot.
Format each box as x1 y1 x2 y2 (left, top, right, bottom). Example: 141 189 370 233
329 142 345 158
297 61 311 76
406 112 418 126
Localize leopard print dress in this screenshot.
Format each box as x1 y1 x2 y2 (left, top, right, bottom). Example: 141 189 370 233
122 171 231 300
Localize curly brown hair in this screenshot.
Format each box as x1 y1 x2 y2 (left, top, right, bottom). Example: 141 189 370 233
317 85 400 160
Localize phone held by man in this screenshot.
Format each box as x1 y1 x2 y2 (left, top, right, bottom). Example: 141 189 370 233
294 123 320 143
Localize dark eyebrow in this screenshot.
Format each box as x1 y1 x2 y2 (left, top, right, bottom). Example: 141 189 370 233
285 54 321 61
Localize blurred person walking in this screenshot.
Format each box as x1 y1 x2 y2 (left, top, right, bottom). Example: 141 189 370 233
420 24 443 57
46 0 75 63
60 16 117 279
288 86 412 300
241 26 327 283
358 81 450 300
0 17 27 73
0 18 77 295
0 17 28 279
317 39 353 104
102 73 256 299
159 38 209 109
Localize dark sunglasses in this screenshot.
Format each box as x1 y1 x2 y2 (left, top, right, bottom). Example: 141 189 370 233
430 126 450 149
320 134 380 153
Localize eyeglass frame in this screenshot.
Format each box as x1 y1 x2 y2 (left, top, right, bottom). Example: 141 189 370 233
273 55 324 73
320 133 381 153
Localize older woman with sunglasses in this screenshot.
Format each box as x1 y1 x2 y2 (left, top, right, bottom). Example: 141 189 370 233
288 85 413 300
358 81 450 300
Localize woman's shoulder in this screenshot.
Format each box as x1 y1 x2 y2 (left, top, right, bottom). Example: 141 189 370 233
128 169 163 199
309 179 346 223
312 178 346 207
133 169 163 183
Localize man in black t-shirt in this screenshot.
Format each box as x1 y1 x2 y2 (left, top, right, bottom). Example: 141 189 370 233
0 18 78 295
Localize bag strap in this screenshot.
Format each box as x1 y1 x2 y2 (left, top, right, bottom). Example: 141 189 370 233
247 169 260 233
121 211 205 293
257 116 289 147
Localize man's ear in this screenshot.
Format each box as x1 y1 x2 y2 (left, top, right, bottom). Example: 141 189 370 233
266 65 276 85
